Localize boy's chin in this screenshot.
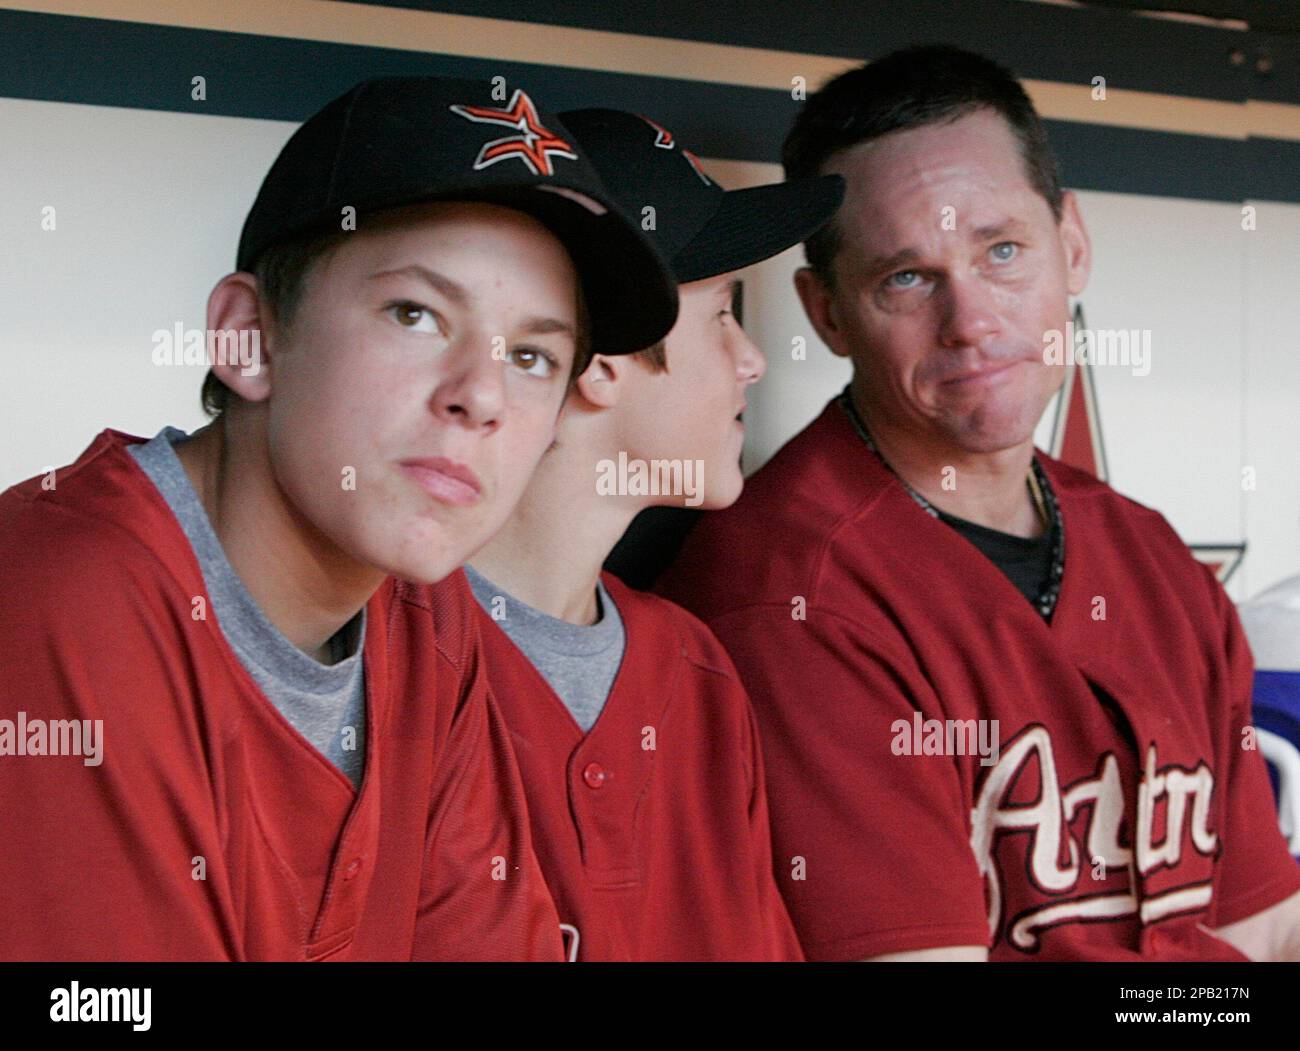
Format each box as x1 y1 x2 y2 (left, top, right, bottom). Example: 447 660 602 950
387 556 464 587
696 478 743 512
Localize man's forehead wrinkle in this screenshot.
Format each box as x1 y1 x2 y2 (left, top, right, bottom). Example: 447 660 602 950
844 161 1034 238
826 109 1051 278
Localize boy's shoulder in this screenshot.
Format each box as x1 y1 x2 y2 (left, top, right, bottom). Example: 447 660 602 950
602 572 742 682
0 429 205 607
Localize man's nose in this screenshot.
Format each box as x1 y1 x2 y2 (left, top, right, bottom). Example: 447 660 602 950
937 274 1000 349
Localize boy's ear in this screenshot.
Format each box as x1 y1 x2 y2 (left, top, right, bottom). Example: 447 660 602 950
207 272 273 402
574 353 627 410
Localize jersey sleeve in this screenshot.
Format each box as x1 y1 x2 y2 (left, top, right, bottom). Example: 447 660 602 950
709 602 990 960
0 504 235 960
411 615 563 961
1205 568 1300 927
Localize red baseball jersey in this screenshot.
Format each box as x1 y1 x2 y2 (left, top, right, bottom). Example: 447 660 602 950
659 399 1300 962
0 430 562 961
475 573 803 961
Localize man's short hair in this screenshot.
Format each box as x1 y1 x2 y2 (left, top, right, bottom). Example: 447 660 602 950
783 44 1064 286
202 225 595 417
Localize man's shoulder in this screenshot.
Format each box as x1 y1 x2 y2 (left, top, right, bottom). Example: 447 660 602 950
737 397 890 527
1039 450 1168 525
660 398 892 614
1039 450 1207 568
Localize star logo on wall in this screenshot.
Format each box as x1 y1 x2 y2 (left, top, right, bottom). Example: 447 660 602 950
1049 303 1245 583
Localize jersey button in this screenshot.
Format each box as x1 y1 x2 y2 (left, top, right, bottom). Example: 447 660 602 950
343 857 364 880
582 762 609 789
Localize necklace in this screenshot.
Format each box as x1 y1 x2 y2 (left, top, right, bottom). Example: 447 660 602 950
836 387 1066 621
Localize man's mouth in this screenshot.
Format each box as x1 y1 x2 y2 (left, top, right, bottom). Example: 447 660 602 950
939 359 1022 386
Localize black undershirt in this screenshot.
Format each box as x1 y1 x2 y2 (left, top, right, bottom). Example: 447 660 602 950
937 510 1054 611
942 501 1138 747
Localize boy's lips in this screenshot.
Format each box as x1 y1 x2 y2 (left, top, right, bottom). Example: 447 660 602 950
399 457 483 507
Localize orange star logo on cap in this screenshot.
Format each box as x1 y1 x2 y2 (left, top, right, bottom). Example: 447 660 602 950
450 89 578 176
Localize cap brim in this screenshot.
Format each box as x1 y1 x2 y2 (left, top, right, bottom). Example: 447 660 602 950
479 189 678 356
671 174 844 284
244 186 678 357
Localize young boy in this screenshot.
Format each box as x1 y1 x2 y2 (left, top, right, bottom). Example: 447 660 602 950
0 78 677 960
464 109 843 960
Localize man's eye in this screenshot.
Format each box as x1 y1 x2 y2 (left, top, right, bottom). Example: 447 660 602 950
387 302 440 334
510 347 558 378
990 242 1019 262
885 270 921 290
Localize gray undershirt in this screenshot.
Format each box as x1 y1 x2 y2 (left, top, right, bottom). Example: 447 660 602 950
465 563 625 733
128 427 367 788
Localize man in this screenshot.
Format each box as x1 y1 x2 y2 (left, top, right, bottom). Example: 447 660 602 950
463 108 843 959
659 46 1300 961
0 77 678 960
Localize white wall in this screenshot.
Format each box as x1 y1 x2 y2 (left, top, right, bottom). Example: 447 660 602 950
0 97 294 476
3 102 1297 600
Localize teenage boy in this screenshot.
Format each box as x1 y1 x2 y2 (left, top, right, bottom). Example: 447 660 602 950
0 77 678 961
464 109 843 960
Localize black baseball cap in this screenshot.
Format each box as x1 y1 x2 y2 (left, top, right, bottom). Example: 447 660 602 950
237 77 678 356
558 109 845 284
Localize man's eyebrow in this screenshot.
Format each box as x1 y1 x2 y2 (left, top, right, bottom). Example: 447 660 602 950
862 246 922 277
971 218 1030 242
367 265 470 307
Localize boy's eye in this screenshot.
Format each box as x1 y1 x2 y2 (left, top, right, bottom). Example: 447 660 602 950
510 347 558 378
990 242 1018 262
387 302 440 334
